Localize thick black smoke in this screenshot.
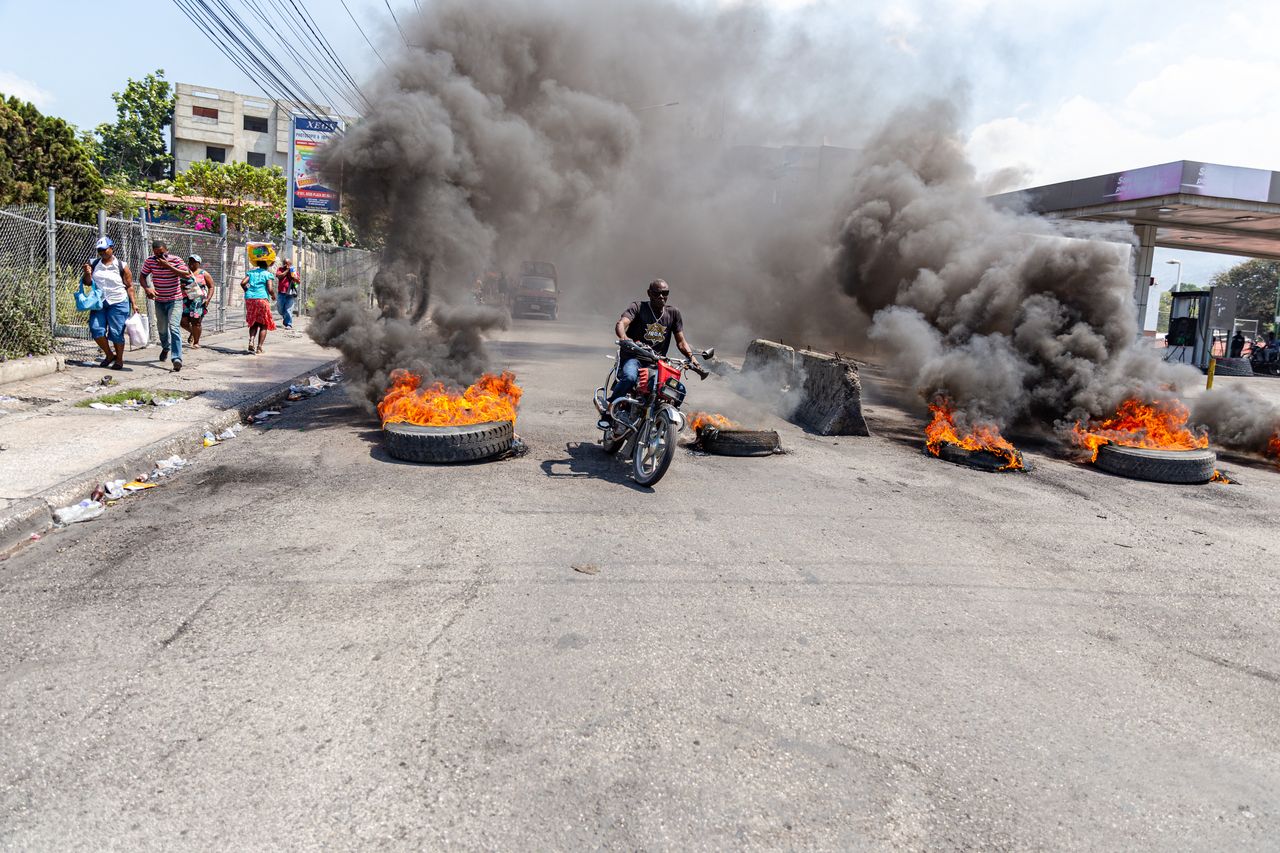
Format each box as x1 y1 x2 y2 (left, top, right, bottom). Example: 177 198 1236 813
307 0 1278 456
831 100 1206 434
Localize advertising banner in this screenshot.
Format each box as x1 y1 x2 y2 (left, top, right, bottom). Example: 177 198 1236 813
291 116 343 213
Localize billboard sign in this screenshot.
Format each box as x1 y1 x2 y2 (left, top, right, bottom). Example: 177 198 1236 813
291 116 343 213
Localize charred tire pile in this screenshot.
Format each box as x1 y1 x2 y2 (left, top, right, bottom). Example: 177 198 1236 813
1093 443 1216 484
1212 357 1253 377
933 443 1024 472
383 421 514 463
697 428 781 457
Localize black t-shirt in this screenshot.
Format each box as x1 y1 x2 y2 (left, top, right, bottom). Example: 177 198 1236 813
622 300 683 356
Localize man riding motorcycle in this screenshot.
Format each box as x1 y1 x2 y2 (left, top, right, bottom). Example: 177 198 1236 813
599 278 698 429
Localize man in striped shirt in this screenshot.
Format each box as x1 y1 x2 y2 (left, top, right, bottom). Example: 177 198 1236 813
139 239 192 371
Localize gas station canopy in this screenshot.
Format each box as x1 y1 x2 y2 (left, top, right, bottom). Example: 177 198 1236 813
992 160 1280 260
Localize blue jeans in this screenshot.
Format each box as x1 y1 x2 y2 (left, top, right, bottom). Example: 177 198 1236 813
609 357 641 401
277 293 296 327
89 300 131 344
153 299 183 362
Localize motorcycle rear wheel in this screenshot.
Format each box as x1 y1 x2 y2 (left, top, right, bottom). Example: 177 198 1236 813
632 417 677 486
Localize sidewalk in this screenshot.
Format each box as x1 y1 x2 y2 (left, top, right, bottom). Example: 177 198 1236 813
0 320 338 553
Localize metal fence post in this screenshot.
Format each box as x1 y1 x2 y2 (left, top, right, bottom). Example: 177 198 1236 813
46 186 56 334
139 210 155 346
219 213 229 332
97 209 106 239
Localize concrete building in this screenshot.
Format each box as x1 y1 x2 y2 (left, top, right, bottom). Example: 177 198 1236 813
170 82 352 174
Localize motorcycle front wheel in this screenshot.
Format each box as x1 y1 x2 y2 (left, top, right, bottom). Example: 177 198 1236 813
632 415 678 486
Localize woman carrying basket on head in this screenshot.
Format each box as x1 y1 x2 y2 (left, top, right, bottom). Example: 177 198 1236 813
81 237 137 370
240 259 276 354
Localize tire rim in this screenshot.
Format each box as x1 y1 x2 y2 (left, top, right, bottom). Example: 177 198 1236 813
637 420 666 476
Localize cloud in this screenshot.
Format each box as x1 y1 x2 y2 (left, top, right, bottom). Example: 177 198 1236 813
966 56 1280 185
0 70 53 109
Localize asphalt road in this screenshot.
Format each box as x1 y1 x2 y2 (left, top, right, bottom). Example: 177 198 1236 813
3 315 1279 850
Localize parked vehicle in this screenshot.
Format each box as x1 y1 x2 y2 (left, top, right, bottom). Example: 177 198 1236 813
593 339 713 487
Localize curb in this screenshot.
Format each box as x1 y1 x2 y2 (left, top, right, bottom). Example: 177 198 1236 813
1 358 340 558
0 354 65 388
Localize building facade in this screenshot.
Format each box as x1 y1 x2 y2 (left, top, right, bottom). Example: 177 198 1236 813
171 82 351 174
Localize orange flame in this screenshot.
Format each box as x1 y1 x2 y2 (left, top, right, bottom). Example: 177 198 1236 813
1070 398 1208 463
925 400 1024 471
1209 470 1234 484
1268 432 1280 465
689 411 737 431
378 369 522 427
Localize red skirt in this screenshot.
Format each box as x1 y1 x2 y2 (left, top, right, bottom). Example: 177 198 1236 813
245 298 276 330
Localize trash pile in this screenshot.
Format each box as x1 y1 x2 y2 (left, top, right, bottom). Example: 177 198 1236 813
45 368 344 534
286 374 337 401
53 455 193 528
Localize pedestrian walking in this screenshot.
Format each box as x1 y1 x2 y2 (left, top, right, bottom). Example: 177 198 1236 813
275 258 299 329
181 254 215 349
81 237 137 370
139 239 192 372
241 259 276 354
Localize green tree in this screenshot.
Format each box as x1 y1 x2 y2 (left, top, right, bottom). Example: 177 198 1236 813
94 71 173 181
1209 259 1280 333
1156 281 1197 334
0 95 103 221
172 160 286 233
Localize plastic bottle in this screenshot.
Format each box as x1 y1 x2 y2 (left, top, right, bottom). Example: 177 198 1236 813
53 500 105 525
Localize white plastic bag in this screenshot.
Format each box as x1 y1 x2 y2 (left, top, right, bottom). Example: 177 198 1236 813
125 311 149 348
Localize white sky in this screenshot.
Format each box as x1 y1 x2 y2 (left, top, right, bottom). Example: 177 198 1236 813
1 0 1273 325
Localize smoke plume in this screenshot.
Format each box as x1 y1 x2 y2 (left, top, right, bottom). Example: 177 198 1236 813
305 0 1279 458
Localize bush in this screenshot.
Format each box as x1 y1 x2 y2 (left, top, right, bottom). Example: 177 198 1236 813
0 269 53 360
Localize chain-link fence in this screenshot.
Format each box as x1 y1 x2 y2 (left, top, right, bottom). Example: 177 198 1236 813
0 190 379 363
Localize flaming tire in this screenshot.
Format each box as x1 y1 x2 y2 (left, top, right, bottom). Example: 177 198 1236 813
934 442 1025 472
1093 443 1216 485
382 421 514 464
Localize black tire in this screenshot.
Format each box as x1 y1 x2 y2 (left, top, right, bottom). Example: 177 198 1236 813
1212 357 1253 377
1093 442 1216 484
698 427 780 457
632 417 677 486
383 420 514 464
931 442 1025 472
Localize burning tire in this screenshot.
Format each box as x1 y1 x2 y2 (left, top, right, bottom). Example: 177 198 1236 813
1092 443 1216 484
932 441 1025 472
383 421 514 464
697 427 781 457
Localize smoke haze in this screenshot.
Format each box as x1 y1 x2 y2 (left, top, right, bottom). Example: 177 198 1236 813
307 0 1278 458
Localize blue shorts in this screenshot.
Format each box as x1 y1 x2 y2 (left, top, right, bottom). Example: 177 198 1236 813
89 300 131 344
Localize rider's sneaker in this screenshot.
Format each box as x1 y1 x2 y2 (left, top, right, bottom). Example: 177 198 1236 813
597 418 612 431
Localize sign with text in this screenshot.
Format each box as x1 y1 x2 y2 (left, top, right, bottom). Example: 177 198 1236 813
291 116 343 213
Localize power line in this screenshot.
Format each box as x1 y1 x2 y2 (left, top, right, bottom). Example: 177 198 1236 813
385 0 410 47
171 0 376 119
339 0 389 68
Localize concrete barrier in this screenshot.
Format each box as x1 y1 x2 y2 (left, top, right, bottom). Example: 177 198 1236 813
793 349 871 436
0 354 63 387
740 339 871 437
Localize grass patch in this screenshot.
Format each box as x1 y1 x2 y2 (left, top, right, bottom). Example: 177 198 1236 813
76 389 190 408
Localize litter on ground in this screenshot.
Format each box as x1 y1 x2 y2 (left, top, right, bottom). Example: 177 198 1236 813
123 481 157 492
53 500 104 525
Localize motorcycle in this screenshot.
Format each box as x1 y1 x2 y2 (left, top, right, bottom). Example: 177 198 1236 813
593 339 714 487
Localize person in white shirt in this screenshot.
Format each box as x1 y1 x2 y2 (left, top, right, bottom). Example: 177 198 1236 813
81 237 137 370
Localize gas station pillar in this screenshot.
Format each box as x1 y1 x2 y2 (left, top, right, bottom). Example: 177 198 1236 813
1132 223 1157 334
